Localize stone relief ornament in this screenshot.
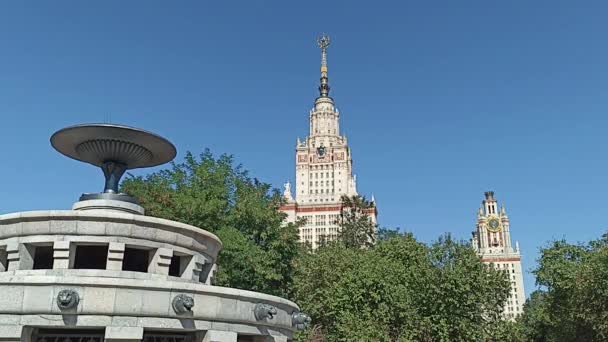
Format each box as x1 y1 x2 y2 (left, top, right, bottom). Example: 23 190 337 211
292 312 312 330
254 303 278 321
56 289 80 310
283 181 294 202
172 294 195 314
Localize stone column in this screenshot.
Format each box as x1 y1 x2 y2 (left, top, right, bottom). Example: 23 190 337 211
0 247 7 272
0 325 24 341
53 241 71 269
202 331 237 342
105 326 143 342
253 335 289 342
107 242 126 270
6 241 33 271
252 336 288 342
148 247 173 275
267 337 288 342
203 263 217 285
182 254 206 282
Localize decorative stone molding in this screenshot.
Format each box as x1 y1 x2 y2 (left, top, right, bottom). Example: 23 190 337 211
56 289 80 310
0 211 222 260
53 241 71 269
172 294 194 314
106 242 126 271
6 241 21 271
254 303 277 321
292 312 311 330
149 247 173 275
105 326 144 341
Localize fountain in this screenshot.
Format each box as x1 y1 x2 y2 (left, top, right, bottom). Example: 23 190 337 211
0 124 309 342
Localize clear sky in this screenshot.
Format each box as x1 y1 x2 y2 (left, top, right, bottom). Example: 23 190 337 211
1 1 607 297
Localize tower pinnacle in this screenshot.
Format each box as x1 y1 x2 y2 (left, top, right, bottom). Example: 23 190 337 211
317 34 331 98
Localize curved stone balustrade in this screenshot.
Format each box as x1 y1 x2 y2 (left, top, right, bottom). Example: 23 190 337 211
0 210 222 284
0 275 299 333
0 208 302 341
0 210 221 258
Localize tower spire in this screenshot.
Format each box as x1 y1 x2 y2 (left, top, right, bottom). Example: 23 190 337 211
317 34 331 98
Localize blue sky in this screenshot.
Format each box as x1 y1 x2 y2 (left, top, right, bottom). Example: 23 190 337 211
1 1 608 296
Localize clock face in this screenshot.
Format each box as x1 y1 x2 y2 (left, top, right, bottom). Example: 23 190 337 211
317 146 326 158
487 217 501 232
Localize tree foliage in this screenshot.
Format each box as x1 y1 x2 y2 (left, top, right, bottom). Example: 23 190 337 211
120 148 608 341
294 233 511 341
337 195 377 248
121 150 302 297
516 233 608 342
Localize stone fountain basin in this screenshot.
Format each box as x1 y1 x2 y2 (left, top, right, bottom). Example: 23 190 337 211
0 275 298 336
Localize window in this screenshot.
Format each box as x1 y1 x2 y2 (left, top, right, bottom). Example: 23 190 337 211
33 328 105 342
169 254 192 277
122 247 152 273
143 332 194 342
32 245 54 270
73 245 108 270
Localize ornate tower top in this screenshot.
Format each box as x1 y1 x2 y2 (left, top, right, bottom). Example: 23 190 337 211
484 191 495 201
317 34 331 98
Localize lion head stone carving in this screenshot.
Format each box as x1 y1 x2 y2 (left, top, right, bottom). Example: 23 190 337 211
56 289 80 310
254 303 278 321
292 312 312 330
172 294 195 314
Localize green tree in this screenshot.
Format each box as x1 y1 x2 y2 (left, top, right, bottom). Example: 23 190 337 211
121 149 303 297
294 233 511 341
517 291 552 342
517 233 608 342
337 195 377 248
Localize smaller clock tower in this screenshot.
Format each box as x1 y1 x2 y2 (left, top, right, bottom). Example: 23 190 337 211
472 191 525 320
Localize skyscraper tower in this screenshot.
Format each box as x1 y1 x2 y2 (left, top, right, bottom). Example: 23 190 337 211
280 36 377 249
472 191 525 319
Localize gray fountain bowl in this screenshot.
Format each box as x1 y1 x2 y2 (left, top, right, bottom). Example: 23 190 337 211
50 123 177 169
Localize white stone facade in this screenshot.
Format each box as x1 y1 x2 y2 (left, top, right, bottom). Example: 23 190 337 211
471 191 526 320
0 200 304 341
280 38 377 249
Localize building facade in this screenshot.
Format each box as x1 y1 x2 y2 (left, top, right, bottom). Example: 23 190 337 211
280 36 377 249
472 191 526 319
